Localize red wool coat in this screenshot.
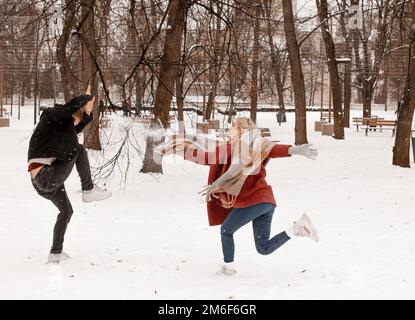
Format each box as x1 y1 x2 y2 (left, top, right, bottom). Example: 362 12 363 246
184 143 292 226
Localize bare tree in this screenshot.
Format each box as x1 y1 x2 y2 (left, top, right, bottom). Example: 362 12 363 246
204 2 228 121
141 0 188 174
264 0 287 122
393 1 415 168
153 0 188 127
0 42 3 117
316 0 344 139
338 0 352 128
79 0 101 150
282 0 308 145
352 0 393 118
57 0 77 101
249 0 261 122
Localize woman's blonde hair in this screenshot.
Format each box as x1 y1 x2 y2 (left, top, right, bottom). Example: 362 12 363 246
233 117 256 133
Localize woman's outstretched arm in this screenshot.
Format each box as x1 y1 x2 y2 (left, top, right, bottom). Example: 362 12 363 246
157 134 224 166
268 144 292 158
269 144 318 160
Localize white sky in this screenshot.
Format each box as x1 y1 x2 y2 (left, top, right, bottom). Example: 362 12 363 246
296 0 318 17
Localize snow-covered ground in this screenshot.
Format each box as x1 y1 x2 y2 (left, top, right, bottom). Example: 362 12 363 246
1 105 414 299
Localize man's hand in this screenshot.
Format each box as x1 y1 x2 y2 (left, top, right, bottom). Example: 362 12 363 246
85 96 95 115
288 143 318 160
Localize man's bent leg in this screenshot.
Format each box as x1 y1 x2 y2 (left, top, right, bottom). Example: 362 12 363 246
49 145 93 191
74 145 93 191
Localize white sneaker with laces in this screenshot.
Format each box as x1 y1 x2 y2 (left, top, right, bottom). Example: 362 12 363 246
47 251 71 264
82 185 112 203
219 262 237 276
287 213 319 242
294 213 319 242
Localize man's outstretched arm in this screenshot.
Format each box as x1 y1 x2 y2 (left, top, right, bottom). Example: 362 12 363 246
75 112 93 133
47 95 93 123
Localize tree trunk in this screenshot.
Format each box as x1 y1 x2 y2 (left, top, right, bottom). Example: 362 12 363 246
393 65 415 167
80 0 101 150
361 37 374 118
21 81 26 107
228 58 236 124
274 61 287 125
351 2 364 106
249 1 261 123
362 79 374 118
33 20 41 125
204 4 222 121
135 68 146 115
18 83 21 120
123 0 137 117
352 0 392 117
10 80 13 116
56 0 77 101
141 135 164 174
175 69 185 132
205 77 218 121
393 3 415 168
282 0 308 145
0 43 3 118
317 0 345 139
343 37 352 128
100 0 111 106
152 0 187 127
382 58 388 111
141 0 187 174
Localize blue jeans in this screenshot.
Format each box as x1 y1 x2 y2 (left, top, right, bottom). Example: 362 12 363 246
221 202 290 263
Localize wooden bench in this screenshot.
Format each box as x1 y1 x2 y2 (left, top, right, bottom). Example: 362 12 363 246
353 116 384 132
321 112 331 122
259 128 271 137
364 119 396 136
352 117 363 131
215 128 272 138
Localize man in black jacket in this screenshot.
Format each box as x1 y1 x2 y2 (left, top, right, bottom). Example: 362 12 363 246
28 94 111 263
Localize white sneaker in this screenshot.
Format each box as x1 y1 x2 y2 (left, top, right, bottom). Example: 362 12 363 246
292 213 319 242
47 251 71 264
82 185 112 203
219 262 237 276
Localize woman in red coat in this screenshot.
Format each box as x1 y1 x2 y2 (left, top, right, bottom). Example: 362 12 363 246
159 117 319 275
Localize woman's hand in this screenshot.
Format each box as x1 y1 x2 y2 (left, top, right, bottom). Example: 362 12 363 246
153 134 189 156
288 144 318 160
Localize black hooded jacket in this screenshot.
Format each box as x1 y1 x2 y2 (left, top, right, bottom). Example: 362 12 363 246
28 95 93 162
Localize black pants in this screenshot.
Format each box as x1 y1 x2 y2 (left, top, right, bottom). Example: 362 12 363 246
31 145 93 254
